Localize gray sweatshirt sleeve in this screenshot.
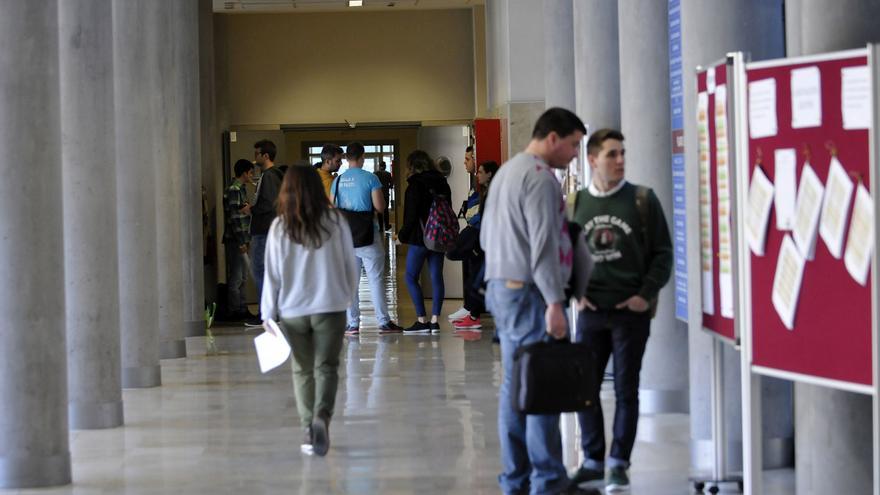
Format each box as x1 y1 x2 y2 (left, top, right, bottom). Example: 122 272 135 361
525 174 566 304
259 221 282 321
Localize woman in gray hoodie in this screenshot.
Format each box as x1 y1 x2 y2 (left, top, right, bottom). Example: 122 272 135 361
261 164 359 457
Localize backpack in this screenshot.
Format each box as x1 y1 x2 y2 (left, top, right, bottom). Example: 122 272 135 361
422 190 459 252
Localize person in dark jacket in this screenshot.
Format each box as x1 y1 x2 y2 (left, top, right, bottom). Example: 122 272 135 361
398 150 452 334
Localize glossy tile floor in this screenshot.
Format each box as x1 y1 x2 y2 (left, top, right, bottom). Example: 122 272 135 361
3 236 794 494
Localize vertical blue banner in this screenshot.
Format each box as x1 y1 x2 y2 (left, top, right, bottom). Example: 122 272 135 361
669 0 688 321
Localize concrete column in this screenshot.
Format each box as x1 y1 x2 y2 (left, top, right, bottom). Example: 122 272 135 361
0 2 71 488
543 0 575 111
680 0 789 473
618 0 688 414
155 0 187 359
784 1 880 492
114 0 162 388
60 0 124 430
573 0 620 132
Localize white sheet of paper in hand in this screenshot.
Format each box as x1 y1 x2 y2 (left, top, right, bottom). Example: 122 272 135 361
844 184 874 286
749 78 778 138
254 319 291 373
818 157 855 259
772 235 806 330
792 163 824 260
842 66 871 130
774 149 797 230
746 166 775 256
790 66 822 128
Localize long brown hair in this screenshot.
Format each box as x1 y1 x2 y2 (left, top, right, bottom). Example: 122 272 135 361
276 163 335 249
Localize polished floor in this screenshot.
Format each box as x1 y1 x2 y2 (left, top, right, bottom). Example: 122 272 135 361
3 237 794 494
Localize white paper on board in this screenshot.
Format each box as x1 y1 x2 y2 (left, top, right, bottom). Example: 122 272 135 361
842 65 871 130
774 149 797 230
844 184 874 286
697 91 714 315
749 78 778 138
790 66 822 128
792 163 825 260
771 235 806 330
254 319 291 373
818 157 855 259
714 85 734 318
746 166 775 256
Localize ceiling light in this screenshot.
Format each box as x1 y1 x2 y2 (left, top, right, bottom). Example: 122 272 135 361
349 0 363 6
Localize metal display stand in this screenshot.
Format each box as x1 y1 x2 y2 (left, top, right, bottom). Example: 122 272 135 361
689 53 746 495
736 45 878 494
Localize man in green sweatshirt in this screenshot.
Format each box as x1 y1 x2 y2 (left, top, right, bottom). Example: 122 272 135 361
569 129 672 492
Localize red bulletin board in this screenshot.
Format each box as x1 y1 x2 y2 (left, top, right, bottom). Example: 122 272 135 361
697 61 737 342
746 51 872 387
474 118 502 168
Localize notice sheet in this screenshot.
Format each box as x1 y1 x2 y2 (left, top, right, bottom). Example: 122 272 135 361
842 65 871 130
715 85 734 318
792 163 824 260
698 91 714 315
746 166 775 256
844 184 874 286
818 157 855 259
254 319 291 373
749 78 778 138
791 66 822 128
772 235 806 330
774 148 797 230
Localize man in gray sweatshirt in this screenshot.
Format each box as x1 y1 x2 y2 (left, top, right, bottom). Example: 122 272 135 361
481 108 595 495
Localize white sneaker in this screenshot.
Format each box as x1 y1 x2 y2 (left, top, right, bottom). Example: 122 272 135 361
448 307 469 320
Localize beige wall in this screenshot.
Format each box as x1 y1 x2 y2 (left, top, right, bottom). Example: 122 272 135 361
214 10 476 126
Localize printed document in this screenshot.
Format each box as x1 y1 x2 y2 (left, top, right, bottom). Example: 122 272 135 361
746 166 775 256
792 163 824 260
772 235 806 331
844 184 874 286
818 157 854 259
842 65 871 130
254 319 291 373
773 148 797 230
749 78 778 138
791 66 822 128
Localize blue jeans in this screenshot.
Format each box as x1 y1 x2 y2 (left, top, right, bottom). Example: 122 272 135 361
225 243 248 313
348 235 391 327
486 280 568 495
576 308 650 470
249 233 268 306
404 244 445 317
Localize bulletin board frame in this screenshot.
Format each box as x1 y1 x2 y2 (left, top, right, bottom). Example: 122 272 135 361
696 56 740 345
736 45 880 495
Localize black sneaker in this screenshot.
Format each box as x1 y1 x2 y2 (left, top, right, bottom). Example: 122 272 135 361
403 321 431 334
300 426 314 455
311 413 330 457
570 466 604 485
344 326 359 336
560 483 601 495
430 321 441 333
605 467 629 492
379 321 403 334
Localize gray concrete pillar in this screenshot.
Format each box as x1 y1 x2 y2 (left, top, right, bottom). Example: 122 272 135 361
155 0 187 360
0 2 71 488
573 0 620 132
543 0 576 111
618 0 688 415
680 0 790 473
60 0 124 430
784 1 880 492
114 0 162 388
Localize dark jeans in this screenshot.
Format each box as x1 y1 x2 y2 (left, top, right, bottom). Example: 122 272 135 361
224 243 248 314
576 308 651 469
462 254 485 316
404 244 445 317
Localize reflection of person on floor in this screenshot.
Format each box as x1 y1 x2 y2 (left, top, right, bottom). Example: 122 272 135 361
568 129 673 492
481 107 595 495
260 164 359 457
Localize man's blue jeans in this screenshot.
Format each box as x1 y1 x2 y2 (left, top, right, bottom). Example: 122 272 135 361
486 280 568 495
225 243 247 314
249 234 268 307
347 235 391 327
575 308 650 470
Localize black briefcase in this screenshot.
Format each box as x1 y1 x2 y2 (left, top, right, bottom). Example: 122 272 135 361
511 340 597 414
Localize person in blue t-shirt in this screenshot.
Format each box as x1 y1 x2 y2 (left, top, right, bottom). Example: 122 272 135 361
331 142 403 335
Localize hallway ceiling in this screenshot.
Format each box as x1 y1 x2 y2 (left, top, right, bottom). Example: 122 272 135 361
215 0 482 13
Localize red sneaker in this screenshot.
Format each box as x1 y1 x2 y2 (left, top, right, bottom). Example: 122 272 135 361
453 315 482 329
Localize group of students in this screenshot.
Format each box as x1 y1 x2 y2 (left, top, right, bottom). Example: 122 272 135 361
222 106 674 494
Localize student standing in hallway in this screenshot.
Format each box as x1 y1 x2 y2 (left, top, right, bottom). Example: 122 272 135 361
250 139 284 306
331 142 403 335
568 129 672 493
373 160 394 231
261 164 359 457
481 108 596 495
397 150 451 334
316 144 343 200
222 159 258 324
